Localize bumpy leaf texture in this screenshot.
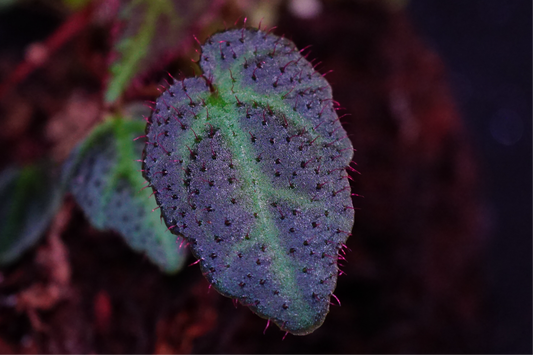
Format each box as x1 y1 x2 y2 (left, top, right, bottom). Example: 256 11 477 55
65 118 186 273
143 28 354 335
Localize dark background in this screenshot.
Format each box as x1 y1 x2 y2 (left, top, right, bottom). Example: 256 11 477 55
408 1 532 353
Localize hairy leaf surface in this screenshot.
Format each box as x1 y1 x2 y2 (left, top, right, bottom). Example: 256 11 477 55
143 28 354 334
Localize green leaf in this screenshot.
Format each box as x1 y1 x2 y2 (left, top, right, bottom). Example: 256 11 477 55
0 0 18 12
0 164 62 265
64 116 187 273
142 28 355 334
105 0 210 104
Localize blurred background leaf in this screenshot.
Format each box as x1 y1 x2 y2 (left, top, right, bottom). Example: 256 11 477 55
0 164 62 265
61 0 92 11
63 114 187 273
0 0 18 11
105 0 213 104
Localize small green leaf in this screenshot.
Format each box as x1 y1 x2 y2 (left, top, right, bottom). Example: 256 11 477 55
0 164 62 265
143 28 355 334
64 116 187 273
105 0 210 104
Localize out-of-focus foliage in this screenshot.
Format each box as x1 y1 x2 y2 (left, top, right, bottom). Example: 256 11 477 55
0 0 18 11
106 0 210 103
61 0 92 11
63 116 187 273
0 164 62 265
